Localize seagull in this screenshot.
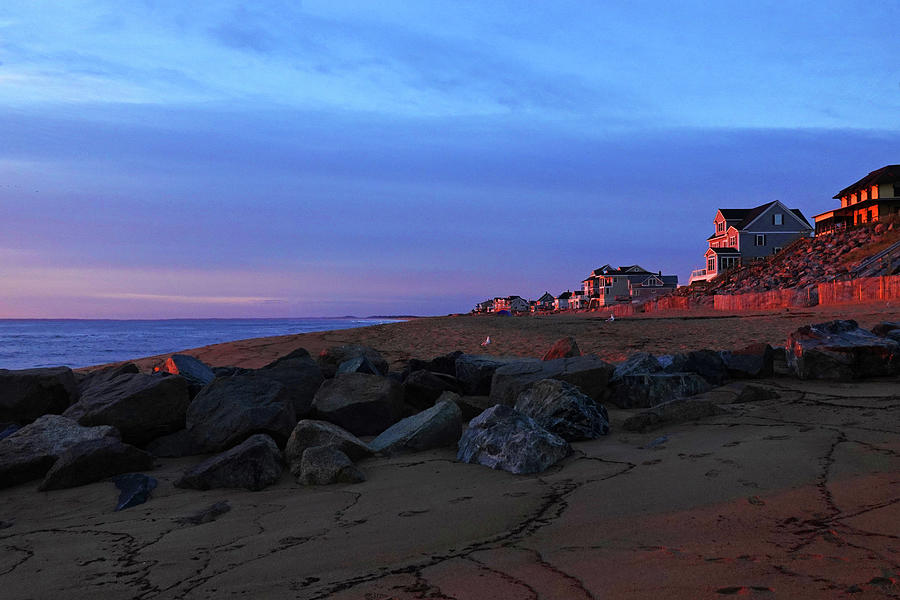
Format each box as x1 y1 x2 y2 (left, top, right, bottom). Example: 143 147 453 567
607 313 615 322
481 336 491 347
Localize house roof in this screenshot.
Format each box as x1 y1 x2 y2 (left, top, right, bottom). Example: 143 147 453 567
715 201 810 231
790 208 812 228
833 165 900 199
718 209 751 221
706 247 740 255
557 291 572 299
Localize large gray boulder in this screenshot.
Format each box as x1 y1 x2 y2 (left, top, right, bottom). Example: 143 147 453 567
786 320 899 380
610 352 662 383
370 398 462 454
186 374 296 453
297 446 365 485
39 438 154 491
609 372 711 409
514 379 609 441
408 351 463 377
161 354 216 387
455 354 517 395
662 350 728 385
145 429 203 458
542 337 581 361
257 353 324 419
0 415 119 489
285 420 372 476
312 373 403 436
622 398 726 433
0 367 79 423
722 343 775 378
318 345 389 379
64 373 191 445
402 369 461 410
457 405 571 475
489 355 615 407
336 355 383 376
175 434 284 491
77 363 140 397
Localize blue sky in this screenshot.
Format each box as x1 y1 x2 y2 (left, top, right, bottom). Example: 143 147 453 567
1 1 898 317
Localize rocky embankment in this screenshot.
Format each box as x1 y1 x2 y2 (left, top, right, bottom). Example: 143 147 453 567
1 321 899 506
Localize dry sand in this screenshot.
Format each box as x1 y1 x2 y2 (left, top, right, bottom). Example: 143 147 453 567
4 302 899 599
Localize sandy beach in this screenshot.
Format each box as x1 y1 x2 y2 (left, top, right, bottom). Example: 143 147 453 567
3 303 899 599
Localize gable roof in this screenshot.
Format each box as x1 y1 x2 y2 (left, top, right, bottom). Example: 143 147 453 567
834 165 900 199
705 247 740 255
790 208 812 228
718 209 751 221
715 201 811 231
557 291 572 299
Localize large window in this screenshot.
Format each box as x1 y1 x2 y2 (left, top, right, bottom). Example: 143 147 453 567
707 257 715 271
755 234 766 246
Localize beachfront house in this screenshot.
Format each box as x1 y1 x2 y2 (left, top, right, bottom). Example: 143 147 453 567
813 165 900 235
507 296 529 313
474 299 494 313
536 292 555 311
582 265 678 307
689 200 812 284
554 291 573 311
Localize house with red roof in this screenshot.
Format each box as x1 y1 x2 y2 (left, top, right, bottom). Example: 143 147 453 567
813 165 900 234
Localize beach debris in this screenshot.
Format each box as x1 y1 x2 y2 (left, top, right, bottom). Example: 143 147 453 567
457 404 571 475
541 337 580 361
481 336 491 347
0 415 119 490
490 355 615 407
113 473 158 511
175 500 231 526
160 354 216 387
186 374 296 452
64 372 191 446
623 398 724 433
257 352 324 419
175 434 284 492
0 366 79 423
312 372 404 436
285 420 372 476
39 438 154 491
370 398 462 455
401 369 461 410
514 379 610 441
786 320 900 380
297 445 365 485
317 345 389 379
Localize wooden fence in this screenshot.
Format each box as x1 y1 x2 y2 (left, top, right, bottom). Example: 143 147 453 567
644 296 693 312
817 275 900 305
712 288 816 311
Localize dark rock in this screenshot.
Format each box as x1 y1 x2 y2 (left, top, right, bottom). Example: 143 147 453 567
78 363 139 396
336 355 382 376
610 372 711 409
113 473 157 511
297 446 365 485
731 383 780 403
0 367 79 423
144 429 203 458
622 398 725 433
447 393 494 421
312 373 403 436
723 343 775 378
370 398 462 454
64 373 190 446
175 501 231 526
424 351 464 377
0 424 20 441
514 379 609 441
872 321 900 338
187 374 296 453
175 434 284 491
402 370 461 410
489 355 614 407
663 350 728 385
455 354 517 395
264 347 313 368
457 404 571 475
39 438 154 491
786 320 900 380
161 354 216 387
318 345 389 379
211 366 252 378
0 415 119 489
257 355 324 419
284 420 372 476
610 353 662 383
542 337 581 360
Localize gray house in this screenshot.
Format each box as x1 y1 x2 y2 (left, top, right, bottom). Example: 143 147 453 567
691 200 812 284
582 264 678 306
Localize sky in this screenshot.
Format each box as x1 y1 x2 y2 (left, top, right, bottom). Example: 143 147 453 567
1 1 898 318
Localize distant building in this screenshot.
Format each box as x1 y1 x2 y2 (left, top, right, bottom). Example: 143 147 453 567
813 165 900 234
582 265 678 306
536 291 555 311
689 200 812 284
554 291 573 311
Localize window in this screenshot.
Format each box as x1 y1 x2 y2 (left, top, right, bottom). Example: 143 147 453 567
755 234 766 246
707 257 715 271
728 235 736 247
893 184 900 197
717 221 725 232
772 247 782 255
773 213 783 225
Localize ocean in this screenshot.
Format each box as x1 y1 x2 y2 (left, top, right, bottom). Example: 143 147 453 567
0 318 405 370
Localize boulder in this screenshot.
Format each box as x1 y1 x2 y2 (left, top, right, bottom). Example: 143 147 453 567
186 374 296 453
455 354 517 395
694 382 780 405
336 355 383 376
610 353 662 383
63 373 191 445
175 434 284 492
285 420 372 476
402 369 461 410
622 398 726 433
257 355 324 419
0 415 119 489
408 351 463 377
447 393 495 421
144 429 203 458
39 438 154 491
297 446 365 485
542 337 581 361
370 398 462 454
211 366 252 378
264 347 312 367
514 379 609 441
161 354 216 387
318 345 389 379
872 321 900 338
723 343 775 378
0 424 20 441
78 363 139 396
786 320 900 380
0 367 79 423
457 405 571 475
312 373 403 436
114 473 157 511
489 355 614 407
663 350 728 385
610 372 711 409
